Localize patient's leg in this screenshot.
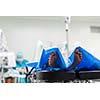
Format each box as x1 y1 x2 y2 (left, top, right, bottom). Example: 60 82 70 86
67 48 82 71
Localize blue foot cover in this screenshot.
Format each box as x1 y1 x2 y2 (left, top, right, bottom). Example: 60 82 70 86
69 46 100 71
36 48 66 71
28 47 100 72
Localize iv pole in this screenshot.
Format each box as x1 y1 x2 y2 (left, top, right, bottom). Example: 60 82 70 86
65 16 70 59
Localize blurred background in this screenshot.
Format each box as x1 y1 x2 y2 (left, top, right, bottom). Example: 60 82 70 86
0 16 100 61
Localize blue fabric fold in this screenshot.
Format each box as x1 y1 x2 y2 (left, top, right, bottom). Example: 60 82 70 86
27 62 38 68
69 46 100 71
36 48 66 71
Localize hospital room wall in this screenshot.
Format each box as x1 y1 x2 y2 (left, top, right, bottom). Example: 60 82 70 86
0 17 66 61
69 21 100 59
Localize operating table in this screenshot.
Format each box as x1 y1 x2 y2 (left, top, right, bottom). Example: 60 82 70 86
25 63 100 83
34 70 100 83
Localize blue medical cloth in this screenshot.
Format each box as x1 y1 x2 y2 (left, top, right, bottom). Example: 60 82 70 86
16 59 28 68
36 48 66 71
27 62 38 68
33 47 100 72
15 59 28 83
68 46 100 71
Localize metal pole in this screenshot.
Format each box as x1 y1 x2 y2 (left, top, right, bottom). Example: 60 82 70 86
66 28 69 58
65 16 71 59
1 64 5 83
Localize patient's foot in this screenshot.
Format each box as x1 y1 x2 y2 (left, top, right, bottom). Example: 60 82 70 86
74 48 82 65
66 48 82 71
48 52 58 67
